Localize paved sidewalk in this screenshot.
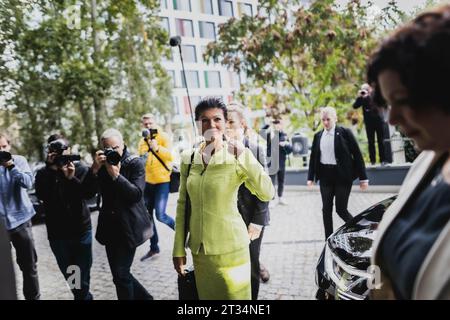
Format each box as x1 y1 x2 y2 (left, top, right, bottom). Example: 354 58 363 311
13 188 395 300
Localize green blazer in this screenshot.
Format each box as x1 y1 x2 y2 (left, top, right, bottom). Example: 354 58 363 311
173 144 275 257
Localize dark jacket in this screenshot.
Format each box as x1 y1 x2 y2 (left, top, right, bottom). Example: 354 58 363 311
353 95 384 122
265 129 292 170
308 126 367 184
35 162 96 240
237 138 270 227
94 147 153 248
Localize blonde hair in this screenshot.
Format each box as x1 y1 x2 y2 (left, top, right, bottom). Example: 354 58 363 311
141 113 154 121
320 106 337 120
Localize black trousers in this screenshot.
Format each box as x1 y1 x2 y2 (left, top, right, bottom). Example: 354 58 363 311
9 220 40 300
319 165 353 240
270 165 286 197
249 227 264 300
105 241 153 300
365 118 386 164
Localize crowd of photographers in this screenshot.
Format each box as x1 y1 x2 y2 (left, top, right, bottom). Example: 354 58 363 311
0 83 390 300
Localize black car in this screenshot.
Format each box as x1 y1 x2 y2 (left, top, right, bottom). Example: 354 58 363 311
315 196 397 300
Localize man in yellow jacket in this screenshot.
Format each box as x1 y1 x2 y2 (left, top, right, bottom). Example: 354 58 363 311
138 114 175 261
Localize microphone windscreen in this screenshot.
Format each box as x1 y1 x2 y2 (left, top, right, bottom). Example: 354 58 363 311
169 36 181 47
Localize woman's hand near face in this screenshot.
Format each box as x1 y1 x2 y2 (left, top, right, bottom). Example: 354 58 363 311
226 138 245 158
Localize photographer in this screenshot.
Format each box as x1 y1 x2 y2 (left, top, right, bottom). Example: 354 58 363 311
353 83 389 165
92 128 153 300
265 119 292 207
35 134 96 300
0 133 40 300
137 114 175 262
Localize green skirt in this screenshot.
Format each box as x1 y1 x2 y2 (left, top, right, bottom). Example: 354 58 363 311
192 246 251 300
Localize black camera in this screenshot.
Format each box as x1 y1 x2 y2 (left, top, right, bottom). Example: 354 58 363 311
0 151 12 162
142 128 158 140
54 154 81 167
103 148 121 166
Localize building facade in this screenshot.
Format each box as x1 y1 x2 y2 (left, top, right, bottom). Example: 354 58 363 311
158 0 258 128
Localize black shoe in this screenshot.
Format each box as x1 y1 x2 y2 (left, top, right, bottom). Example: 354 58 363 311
140 250 159 262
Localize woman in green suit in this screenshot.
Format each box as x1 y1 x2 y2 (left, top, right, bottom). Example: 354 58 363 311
172 97 275 300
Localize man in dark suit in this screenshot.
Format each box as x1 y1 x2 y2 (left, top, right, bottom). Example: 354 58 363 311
307 107 369 240
91 128 154 300
353 83 390 165
227 104 270 300
263 119 292 206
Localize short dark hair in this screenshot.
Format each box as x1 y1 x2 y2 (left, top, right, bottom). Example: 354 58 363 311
367 5 450 114
47 134 69 150
47 133 65 144
194 97 227 121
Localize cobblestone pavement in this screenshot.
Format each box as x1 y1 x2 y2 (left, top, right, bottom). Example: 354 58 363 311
13 187 395 300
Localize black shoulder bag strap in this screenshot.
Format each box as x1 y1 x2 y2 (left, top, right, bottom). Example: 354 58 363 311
184 151 195 248
145 139 171 172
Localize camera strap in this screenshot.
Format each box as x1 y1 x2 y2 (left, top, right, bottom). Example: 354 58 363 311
145 139 171 172
184 151 195 248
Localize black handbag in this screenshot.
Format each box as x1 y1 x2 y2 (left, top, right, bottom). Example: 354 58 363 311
145 141 180 193
177 151 198 300
178 267 198 300
169 165 180 193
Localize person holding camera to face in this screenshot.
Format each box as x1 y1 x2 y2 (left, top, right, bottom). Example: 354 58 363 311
353 83 389 165
91 128 153 300
34 134 96 300
0 133 40 300
137 114 175 262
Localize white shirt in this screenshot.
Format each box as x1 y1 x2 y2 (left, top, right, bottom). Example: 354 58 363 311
320 126 337 165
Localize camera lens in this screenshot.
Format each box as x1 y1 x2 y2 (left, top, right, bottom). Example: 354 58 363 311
104 149 121 166
0 151 12 162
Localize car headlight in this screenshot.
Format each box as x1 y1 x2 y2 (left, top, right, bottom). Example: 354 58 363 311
324 244 370 292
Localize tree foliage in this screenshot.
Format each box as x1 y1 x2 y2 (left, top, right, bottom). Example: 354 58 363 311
206 0 405 134
0 0 171 160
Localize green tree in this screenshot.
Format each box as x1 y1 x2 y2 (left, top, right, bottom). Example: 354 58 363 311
206 0 404 135
0 0 171 160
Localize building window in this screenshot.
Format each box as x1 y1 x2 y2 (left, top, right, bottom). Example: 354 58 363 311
181 70 200 88
218 0 233 17
198 0 213 14
181 45 197 63
199 21 215 39
160 17 170 34
172 96 181 115
167 70 176 87
160 0 168 9
228 71 240 88
204 71 221 88
184 96 202 114
173 0 191 11
238 3 253 17
175 19 194 37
